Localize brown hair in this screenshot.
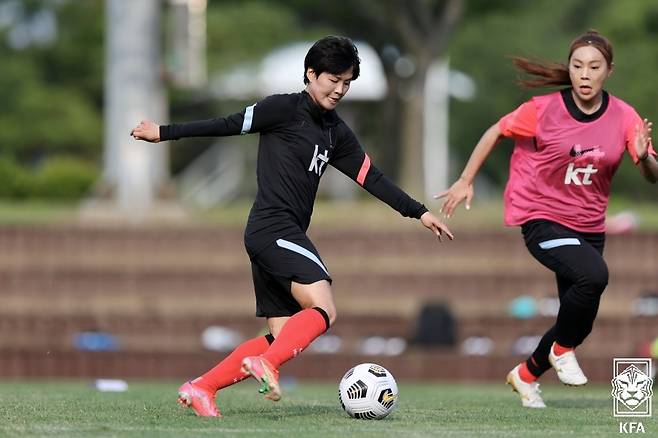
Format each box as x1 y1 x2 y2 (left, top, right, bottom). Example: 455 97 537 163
512 30 614 88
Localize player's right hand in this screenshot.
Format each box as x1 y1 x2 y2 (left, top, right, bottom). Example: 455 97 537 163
130 120 160 142
434 177 473 218
420 211 454 242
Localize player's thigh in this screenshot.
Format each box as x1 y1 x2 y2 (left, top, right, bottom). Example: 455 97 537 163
253 234 334 318
291 279 336 323
251 261 302 318
522 220 607 285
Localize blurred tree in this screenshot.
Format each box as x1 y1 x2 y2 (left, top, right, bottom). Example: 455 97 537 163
204 1 333 73
596 0 658 199
0 0 104 164
1 0 655 202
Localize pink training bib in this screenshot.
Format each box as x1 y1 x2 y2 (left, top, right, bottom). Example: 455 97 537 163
498 90 654 232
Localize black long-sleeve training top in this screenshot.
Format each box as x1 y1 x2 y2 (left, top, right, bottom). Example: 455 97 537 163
160 91 428 256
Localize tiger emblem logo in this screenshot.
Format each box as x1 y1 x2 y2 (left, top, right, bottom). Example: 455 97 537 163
611 364 653 411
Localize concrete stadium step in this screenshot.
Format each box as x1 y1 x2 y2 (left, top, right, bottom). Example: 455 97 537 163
0 266 652 319
0 227 655 276
1 225 655 383
1 312 654 359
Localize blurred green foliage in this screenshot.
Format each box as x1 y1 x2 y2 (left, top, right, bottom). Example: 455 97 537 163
1 0 656 200
0 0 103 199
0 157 31 199
0 1 103 161
204 1 332 73
31 156 98 200
0 155 97 200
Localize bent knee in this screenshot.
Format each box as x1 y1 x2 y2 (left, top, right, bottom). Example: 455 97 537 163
576 266 609 298
319 306 337 327
588 265 609 293
328 310 337 326
573 253 607 283
304 303 336 330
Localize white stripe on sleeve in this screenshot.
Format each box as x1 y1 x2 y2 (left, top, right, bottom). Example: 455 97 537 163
241 103 256 134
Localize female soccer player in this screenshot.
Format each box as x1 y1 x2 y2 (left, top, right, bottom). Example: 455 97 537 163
438 30 657 408
131 36 453 417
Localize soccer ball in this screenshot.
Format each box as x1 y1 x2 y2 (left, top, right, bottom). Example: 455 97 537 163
338 363 398 420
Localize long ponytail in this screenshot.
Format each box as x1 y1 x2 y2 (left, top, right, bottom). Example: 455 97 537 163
511 30 613 89
512 57 570 88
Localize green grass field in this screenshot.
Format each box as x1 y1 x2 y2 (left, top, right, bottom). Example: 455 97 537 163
1 380 653 437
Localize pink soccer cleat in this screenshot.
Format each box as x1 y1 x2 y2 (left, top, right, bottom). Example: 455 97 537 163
177 381 221 417
241 356 282 401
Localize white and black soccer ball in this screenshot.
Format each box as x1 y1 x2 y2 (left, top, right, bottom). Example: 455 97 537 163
338 363 398 420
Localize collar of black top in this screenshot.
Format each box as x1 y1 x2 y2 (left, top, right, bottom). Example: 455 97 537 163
561 87 609 123
301 90 339 126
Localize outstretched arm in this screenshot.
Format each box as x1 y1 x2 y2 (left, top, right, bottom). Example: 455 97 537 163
330 126 452 241
435 122 503 217
131 111 248 142
634 119 658 183
360 172 454 242
360 171 453 241
130 94 298 142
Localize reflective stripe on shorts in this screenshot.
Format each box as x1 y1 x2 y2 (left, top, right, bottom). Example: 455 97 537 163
276 239 329 276
538 238 581 250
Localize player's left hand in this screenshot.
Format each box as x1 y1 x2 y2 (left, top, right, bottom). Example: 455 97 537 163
634 118 652 162
420 211 454 242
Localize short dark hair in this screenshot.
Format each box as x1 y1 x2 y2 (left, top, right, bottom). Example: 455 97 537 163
303 36 361 84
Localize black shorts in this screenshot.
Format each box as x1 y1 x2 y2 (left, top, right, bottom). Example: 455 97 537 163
250 234 332 318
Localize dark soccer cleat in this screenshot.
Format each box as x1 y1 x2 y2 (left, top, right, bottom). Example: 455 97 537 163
177 381 221 417
241 356 282 401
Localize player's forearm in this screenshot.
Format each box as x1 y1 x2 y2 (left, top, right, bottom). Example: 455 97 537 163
460 123 503 184
364 171 427 219
160 115 243 141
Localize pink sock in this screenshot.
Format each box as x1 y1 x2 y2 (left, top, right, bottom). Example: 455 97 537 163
519 362 538 383
261 308 329 369
553 342 574 357
193 335 273 392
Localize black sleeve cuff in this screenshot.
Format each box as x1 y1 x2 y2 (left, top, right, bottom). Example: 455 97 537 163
159 125 174 141
415 204 429 219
